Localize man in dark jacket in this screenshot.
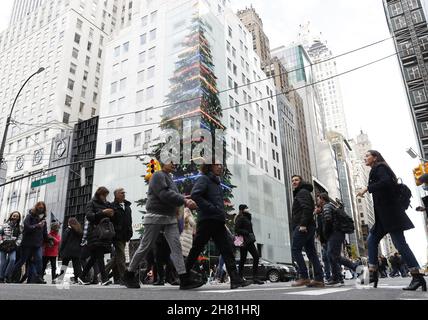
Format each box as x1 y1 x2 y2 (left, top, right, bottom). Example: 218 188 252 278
235 204 264 285
123 160 203 290
105 188 133 285
317 193 357 286
186 163 251 290
290 175 324 288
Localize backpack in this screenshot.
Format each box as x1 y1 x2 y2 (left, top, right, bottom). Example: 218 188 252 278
94 218 115 241
395 182 412 211
333 207 355 234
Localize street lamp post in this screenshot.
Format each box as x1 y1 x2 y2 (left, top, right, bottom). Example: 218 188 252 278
0 67 45 166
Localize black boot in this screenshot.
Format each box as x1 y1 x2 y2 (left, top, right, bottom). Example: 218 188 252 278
230 271 252 290
403 272 427 291
123 270 140 289
179 273 205 290
369 269 379 288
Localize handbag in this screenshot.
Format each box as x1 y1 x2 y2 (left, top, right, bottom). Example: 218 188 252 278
0 240 17 253
233 235 244 247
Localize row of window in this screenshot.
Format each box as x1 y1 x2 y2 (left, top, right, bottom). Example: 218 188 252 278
8 130 49 153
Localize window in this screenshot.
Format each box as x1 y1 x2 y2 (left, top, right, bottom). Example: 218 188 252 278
114 46 120 57
147 66 155 79
139 51 146 63
134 133 142 147
227 58 232 70
63 112 70 124
85 56 90 66
107 121 114 129
83 71 88 81
81 86 87 98
412 9 425 24
388 2 403 16
405 65 421 81
144 129 152 143
76 19 83 29
236 120 240 132
141 15 148 26
228 26 232 37
151 11 158 23
87 41 92 51
106 142 112 155
79 102 85 113
246 148 251 161
70 63 77 74
230 115 235 130
72 48 79 59
237 141 242 155
123 42 129 53
411 88 427 104
135 111 143 124
67 79 75 91
147 86 154 99
120 78 127 91
74 33 81 44
398 41 414 57
408 0 420 10
65 95 72 107
136 90 144 103
150 29 157 41
392 16 407 31
138 70 145 83
140 33 147 45
148 47 156 59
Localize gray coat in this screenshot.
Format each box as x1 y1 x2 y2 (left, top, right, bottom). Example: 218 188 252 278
146 171 185 216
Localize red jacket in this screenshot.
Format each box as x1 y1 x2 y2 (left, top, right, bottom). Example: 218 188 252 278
43 231 61 257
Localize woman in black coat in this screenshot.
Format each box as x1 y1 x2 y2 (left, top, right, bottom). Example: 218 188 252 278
357 150 425 291
78 187 114 286
58 218 83 284
235 205 263 285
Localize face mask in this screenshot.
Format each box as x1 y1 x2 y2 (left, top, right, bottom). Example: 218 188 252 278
39 214 45 219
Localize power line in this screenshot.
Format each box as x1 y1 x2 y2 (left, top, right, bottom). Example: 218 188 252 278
9 35 395 128
11 50 400 135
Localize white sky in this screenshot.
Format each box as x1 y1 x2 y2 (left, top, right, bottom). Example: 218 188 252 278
0 0 427 265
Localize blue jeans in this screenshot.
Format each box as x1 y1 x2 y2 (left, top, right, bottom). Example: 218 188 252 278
0 251 17 279
215 255 225 279
13 246 43 279
368 226 419 270
321 244 331 280
327 231 357 281
291 225 323 281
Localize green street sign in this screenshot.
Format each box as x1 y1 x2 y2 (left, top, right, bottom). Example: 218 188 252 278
31 175 56 188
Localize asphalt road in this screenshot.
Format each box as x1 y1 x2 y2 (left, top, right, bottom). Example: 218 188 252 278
0 276 426 301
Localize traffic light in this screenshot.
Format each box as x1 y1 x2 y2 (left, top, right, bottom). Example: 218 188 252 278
145 159 161 181
413 164 424 186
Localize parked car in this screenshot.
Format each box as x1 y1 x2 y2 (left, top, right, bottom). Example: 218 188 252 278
237 258 297 283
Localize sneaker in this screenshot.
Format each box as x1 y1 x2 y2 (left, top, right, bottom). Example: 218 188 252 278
123 271 140 289
78 277 91 285
101 279 112 286
292 278 311 287
33 277 47 285
306 280 325 288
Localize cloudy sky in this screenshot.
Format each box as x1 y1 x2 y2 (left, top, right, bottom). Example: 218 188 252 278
0 0 427 265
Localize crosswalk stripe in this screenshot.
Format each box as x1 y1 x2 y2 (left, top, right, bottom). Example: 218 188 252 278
283 288 353 296
199 286 295 293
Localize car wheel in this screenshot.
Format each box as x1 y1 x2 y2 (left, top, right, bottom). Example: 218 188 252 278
268 270 280 283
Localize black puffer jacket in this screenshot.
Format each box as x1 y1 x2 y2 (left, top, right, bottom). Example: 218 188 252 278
191 173 226 223
85 198 113 252
235 212 255 241
60 227 82 259
291 183 315 229
111 200 133 242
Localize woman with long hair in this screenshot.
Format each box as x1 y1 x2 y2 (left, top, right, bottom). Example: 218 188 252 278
57 218 83 284
357 150 426 291
0 211 22 283
12 202 48 284
78 187 114 286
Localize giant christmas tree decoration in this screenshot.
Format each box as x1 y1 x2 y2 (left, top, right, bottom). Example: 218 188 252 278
137 2 235 215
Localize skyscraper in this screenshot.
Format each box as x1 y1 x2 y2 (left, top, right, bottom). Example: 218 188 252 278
383 0 428 158
9 0 45 26
0 0 133 221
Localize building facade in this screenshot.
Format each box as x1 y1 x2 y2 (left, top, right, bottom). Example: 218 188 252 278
92 0 292 263
0 0 133 221
237 7 306 239
9 0 45 27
